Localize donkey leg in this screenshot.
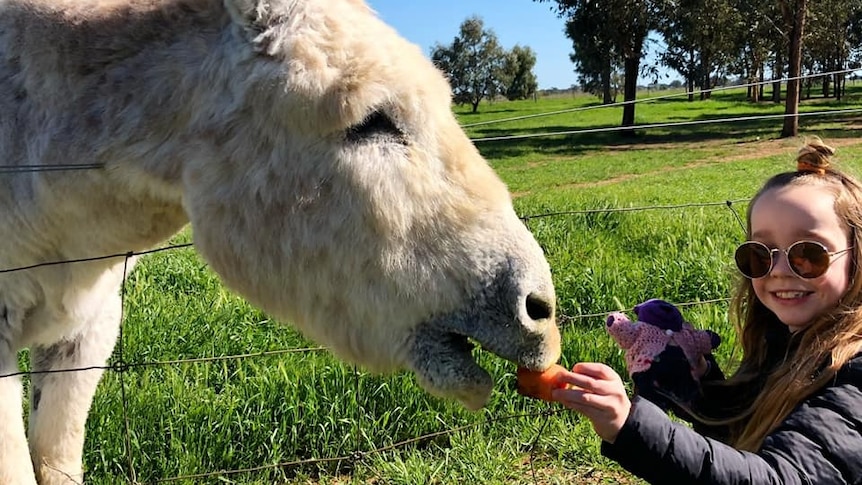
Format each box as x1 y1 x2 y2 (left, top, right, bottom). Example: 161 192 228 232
0 347 38 485
28 303 121 485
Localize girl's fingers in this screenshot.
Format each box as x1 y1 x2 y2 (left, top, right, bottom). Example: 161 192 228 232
552 362 629 416
555 371 591 389
552 385 631 443
549 363 632 444
572 362 621 381
553 385 620 412
556 363 624 396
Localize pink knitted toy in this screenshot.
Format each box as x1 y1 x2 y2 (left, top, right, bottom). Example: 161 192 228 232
606 298 720 409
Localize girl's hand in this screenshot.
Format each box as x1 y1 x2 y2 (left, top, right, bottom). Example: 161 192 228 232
551 363 631 444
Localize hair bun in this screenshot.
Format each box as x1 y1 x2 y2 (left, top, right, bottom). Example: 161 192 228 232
796 137 834 175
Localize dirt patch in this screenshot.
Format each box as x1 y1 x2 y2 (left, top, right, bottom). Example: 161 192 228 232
508 458 646 485
293 462 645 485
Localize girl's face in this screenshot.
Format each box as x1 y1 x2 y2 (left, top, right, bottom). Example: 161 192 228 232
749 184 852 332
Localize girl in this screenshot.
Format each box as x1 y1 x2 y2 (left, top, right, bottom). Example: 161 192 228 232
553 138 862 483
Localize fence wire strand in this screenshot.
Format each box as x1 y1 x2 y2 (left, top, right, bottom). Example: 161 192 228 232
154 408 560 483
0 347 329 380
0 243 194 275
2 102 858 172
0 163 105 174
1 71 859 175
471 107 862 143
1 200 746 275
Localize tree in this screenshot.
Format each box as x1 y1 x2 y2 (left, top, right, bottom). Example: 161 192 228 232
655 2 700 101
726 0 778 103
537 0 656 135
804 0 862 100
564 5 620 103
655 0 742 101
499 45 540 100
780 0 807 137
430 17 506 113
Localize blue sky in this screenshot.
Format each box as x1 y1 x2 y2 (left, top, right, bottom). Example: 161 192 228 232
365 1 578 90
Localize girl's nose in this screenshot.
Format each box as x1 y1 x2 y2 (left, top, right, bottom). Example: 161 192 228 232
769 250 795 277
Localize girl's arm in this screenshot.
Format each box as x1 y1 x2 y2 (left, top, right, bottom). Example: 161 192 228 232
552 361 862 484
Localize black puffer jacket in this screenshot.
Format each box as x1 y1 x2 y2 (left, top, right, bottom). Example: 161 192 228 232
601 353 862 484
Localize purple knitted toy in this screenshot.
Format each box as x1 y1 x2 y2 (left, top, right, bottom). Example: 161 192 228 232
606 298 721 410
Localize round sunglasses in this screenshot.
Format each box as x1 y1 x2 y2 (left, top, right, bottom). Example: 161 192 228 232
734 240 853 279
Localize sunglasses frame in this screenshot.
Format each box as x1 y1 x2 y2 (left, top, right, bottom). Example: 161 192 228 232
735 240 853 280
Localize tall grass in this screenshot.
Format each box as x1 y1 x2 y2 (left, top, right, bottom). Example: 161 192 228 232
32 87 862 483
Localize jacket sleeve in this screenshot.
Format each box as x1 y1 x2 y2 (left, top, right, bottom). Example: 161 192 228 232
601 368 862 485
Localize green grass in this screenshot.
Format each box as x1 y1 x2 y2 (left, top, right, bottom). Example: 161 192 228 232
38 86 862 483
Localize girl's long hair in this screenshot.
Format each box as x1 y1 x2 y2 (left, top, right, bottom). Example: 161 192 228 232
703 138 862 451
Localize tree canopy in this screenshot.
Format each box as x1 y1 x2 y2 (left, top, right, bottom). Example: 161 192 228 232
535 0 862 136
538 0 656 134
431 16 539 113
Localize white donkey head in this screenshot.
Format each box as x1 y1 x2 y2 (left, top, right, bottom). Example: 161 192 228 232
170 0 562 409
2 0 559 410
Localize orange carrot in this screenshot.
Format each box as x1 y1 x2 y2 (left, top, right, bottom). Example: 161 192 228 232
516 363 571 402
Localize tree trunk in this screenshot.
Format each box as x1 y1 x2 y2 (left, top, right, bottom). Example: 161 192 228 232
750 61 761 102
744 54 753 100
700 53 711 100
772 50 784 103
759 65 765 100
621 56 638 137
687 77 695 102
602 63 613 104
781 0 806 138
747 61 759 102
837 72 844 101
835 56 844 101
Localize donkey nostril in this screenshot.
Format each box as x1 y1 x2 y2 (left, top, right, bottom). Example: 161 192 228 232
525 293 553 321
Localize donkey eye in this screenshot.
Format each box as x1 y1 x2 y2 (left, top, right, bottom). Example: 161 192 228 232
346 110 405 144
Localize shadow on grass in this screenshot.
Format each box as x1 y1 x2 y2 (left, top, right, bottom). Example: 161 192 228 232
470 109 862 160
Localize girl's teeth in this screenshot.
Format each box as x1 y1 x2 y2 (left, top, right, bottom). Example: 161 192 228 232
776 291 806 299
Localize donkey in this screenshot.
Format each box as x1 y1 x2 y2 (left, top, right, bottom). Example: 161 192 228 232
0 0 562 482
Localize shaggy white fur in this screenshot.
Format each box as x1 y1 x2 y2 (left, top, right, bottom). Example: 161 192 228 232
0 0 561 482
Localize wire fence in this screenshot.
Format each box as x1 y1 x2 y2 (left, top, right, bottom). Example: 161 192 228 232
1 67 859 483
1 200 745 484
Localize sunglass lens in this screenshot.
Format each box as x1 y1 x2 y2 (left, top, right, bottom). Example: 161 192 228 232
735 242 771 278
787 242 830 278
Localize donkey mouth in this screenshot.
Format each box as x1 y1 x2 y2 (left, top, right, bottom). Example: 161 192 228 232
406 324 493 410
405 313 559 410
403 265 560 409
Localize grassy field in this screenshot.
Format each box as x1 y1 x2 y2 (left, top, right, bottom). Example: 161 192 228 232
35 87 862 483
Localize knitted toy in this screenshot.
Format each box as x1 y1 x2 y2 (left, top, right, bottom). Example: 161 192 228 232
606 298 721 411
